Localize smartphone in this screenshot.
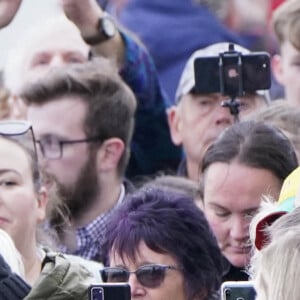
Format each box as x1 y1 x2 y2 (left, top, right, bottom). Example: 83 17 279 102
88 283 131 300
194 51 271 96
221 281 256 300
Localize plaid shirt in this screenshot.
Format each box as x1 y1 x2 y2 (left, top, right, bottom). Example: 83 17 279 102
59 185 125 261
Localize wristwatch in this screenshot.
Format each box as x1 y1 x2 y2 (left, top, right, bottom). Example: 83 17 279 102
82 12 117 45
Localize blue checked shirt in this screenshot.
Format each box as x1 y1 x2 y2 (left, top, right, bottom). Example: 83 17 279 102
59 185 125 261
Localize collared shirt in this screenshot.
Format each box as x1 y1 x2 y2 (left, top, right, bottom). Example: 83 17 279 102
59 184 125 261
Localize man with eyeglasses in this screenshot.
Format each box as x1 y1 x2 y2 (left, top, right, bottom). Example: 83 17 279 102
4 0 181 179
21 57 136 262
167 42 270 182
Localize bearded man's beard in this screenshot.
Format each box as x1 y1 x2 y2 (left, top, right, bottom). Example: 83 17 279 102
50 151 100 226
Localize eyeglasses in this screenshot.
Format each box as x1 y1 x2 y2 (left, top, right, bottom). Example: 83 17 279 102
100 264 180 288
0 120 38 159
36 134 102 159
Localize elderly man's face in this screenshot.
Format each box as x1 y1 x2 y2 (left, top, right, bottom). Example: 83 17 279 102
0 0 21 28
23 26 89 85
168 92 266 181
5 22 90 120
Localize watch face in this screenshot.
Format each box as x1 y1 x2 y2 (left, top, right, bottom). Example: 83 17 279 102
102 17 116 38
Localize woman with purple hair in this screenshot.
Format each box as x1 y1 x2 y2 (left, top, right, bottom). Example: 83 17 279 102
101 186 223 300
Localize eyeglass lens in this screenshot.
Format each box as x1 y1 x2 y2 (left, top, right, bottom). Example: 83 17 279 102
37 135 62 159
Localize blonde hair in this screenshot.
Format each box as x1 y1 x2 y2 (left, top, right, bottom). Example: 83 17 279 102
272 0 300 50
249 207 300 300
251 225 300 300
248 100 300 162
0 86 10 119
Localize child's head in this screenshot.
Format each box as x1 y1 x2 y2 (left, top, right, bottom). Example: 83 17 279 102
272 0 300 51
271 1 300 106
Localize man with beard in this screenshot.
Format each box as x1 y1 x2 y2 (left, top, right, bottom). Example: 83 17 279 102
4 0 181 178
21 57 136 261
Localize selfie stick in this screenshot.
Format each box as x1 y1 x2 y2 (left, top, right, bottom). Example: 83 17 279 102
219 43 243 123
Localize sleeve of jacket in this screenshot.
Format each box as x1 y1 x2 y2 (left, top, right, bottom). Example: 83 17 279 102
119 30 182 177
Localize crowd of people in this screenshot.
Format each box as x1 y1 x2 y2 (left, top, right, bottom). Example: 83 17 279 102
0 0 299 299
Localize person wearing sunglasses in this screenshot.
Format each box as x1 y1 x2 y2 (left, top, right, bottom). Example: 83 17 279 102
101 186 223 300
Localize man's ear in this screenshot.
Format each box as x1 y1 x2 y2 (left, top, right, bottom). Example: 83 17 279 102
271 54 285 85
97 138 125 172
167 105 183 146
37 186 48 222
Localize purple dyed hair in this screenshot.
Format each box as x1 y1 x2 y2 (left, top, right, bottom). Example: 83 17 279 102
102 186 222 300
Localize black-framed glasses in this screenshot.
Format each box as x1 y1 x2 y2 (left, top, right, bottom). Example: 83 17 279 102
36 134 102 159
100 264 180 288
0 120 38 159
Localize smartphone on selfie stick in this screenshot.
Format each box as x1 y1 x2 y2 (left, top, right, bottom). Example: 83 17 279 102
194 43 271 121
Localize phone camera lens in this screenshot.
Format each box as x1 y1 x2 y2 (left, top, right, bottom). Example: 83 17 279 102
224 288 231 299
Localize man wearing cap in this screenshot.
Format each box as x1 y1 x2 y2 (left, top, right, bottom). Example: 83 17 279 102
168 42 269 181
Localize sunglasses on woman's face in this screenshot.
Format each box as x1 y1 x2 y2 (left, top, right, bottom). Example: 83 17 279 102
100 264 180 288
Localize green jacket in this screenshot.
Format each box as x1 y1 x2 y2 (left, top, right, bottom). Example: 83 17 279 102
25 252 98 300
